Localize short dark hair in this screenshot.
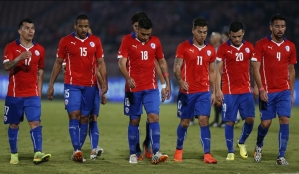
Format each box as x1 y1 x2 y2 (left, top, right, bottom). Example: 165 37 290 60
138 17 152 30
229 22 244 32
131 12 147 24
270 13 286 25
18 18 33 29
75 14 89 24
193 17 208 28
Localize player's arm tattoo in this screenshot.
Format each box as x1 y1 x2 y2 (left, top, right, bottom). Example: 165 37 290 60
3 60 19 71
173 58 183 82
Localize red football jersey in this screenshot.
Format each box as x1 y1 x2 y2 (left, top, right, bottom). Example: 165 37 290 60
176 39 216 94
117 32 164 92
252 35 297 93
3 39 45 97
57 32 104 86
216 40 254 94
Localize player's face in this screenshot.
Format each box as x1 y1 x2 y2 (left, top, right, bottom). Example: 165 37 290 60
74 19 90 39
229 29 244 47
192 26 208 46
132 22 138 33
136 28 152 42
270 19 286 39
18 22 35 41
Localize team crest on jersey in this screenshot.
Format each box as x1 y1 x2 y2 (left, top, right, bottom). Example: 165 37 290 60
207 50 211 56
90 42 95 47
285 46 290 52
65 99 68 105
35 50 40 56
151 43 156 49
125 107 129 113
245 48 250 53
125 98 130 106
4 116 7 122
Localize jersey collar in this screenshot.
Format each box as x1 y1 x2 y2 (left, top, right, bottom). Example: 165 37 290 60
189 38 207 46
131 31 136 39
15 38 36 45
267 34 286 41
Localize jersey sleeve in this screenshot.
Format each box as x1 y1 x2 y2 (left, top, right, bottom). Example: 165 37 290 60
56 38 67 59
3 44 13 64
210 47 216 63
175 43 184 59
249 42 255 58
38 46 45 69
216 45 225 61
155 38 164 59
117 36 129 59
95 37 104 59
289 43 297 64
252 40 263 62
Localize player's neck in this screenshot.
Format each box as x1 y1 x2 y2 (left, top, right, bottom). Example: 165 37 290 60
19 38 33 48
193 38 205 47
271 34 283 43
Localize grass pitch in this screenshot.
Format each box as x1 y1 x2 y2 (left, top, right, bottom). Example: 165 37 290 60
0 100 299 174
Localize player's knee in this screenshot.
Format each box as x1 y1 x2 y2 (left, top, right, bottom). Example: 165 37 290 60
130 119 140 126
147 113 159 123
245 117 254 124
226 121 234 126
279 116 289 124
198 116 209 126
9 124 19 129
69 111 80 120
261 120 271 129
89 115 97 122
28 121 40 129
180 119 190 128
80 116 89 124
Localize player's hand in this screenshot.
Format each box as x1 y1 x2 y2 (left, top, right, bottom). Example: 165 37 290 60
101 94 107 105
211 93 216 105
253 86 259 100
291 94 294 107
161 88 166 102
47 86 54 101
179 80 188 91
19 51 32 60
216 90 224 102
259 89 268 102
165 85 171 100
127 77 136 89
101 83 108 94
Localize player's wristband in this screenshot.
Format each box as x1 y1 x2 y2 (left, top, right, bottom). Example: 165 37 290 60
259 87 265 91
161 84 166 89
163 72 169 77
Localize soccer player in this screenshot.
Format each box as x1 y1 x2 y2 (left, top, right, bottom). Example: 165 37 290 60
208 31 223 128
3 18 51 164
173 17 217 164
125 12 170 161
215 22 255 161
252 14 296 165
118 16 171 164
61 28 105 160
47 14 107 162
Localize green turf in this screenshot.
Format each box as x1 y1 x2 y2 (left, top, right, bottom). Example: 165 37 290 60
1 100 299 174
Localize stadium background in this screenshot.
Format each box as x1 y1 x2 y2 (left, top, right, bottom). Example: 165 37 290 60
0 1 298 104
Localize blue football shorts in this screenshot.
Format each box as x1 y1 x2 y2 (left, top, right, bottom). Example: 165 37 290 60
4 96 41 124
222 93 255 122
91 86 101 116
177 91 211 119
259 90 291 120
64 84 96 116
123 89 160 117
